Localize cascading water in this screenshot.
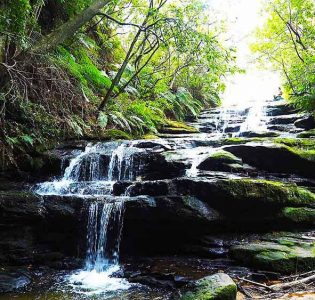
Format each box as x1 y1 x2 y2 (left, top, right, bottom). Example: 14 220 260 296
36 141 141 196
35 141 142 294
238 100 267 134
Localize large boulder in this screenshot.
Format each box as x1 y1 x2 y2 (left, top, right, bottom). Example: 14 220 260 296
197 151 252 173
0 268 31 293
230 232 315 273
120 178 315 255
294 115 315 130
180 273 237 300
265 102 298 116
267 114 301 125
126 178 315 227
121 195 223 255
223 143 315 178
0 192 85 265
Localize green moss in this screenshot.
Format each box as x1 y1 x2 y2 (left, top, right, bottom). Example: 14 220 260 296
274 138 315 161
220 179 315 207
282 207 315 223
297 129 315 138
274 138 315 149
142 134 160 140
181 273 237 300
222 137 267 145
210 151 242 163
160 120 199 134
222 137 247 145
101 129 132 140
230 236 315 273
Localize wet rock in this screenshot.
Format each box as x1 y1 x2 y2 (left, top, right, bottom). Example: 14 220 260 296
224 125 240 133
125 178 315 232
134 141 171 150
281 207 315 225
182 245 228 258
0 268 31 293
0 192 85 265
239 131 280 138
268 114 301 125
122 194 223 255
159 120 199 134
224 143 315 178
38 148 81 178
267 124 300 132
265 102 298 116
180 273 237 300
198 123 217 133
297 129 315 138
176 178 315 211
142 152 188 180
198 151 248 173
230 233 315 273
294 115 315 130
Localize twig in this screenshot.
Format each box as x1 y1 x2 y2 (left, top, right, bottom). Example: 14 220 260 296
237 277 274 291
237 283 253 298
281 270 315 280
270 274 315 291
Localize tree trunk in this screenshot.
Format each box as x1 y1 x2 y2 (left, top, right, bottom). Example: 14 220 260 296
98 23 145 111
31 0 112 53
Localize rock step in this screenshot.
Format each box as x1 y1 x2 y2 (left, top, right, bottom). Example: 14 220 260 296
230 231 315 274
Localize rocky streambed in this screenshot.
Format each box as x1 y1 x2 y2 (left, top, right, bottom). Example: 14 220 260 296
0 99 315 299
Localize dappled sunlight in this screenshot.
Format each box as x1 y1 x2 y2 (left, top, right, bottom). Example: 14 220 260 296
208 0 282 108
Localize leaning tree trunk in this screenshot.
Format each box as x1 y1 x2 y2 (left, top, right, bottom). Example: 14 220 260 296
31 0 112 53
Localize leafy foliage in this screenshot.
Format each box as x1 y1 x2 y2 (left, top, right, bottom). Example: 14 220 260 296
252 0 315 111
0 0 236 170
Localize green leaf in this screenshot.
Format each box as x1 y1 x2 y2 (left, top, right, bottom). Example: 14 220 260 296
98 112 108 129
20 134 34 146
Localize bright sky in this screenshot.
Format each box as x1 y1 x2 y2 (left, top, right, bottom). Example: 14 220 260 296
207 0 281 107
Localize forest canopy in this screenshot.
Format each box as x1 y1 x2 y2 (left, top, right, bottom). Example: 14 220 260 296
0 0 236 169
252 0 315 111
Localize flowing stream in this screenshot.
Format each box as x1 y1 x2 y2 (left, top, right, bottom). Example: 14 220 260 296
34 97 284 296
35 141 144 294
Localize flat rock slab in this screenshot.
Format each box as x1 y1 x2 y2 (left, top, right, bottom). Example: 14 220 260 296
230 232 315 274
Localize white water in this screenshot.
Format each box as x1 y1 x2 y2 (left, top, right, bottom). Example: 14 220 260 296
35 141 142 294
238 101 267 134
36 141 142 196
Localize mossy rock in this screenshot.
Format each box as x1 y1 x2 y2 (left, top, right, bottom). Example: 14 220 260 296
239 131 280 138
198 151 244 172
214 179 315 208
100 129 132 140
230 234 315 273
221 137 266 146
159 120 199 134
208 151 242 164
180 273 237 300
297 129 315 138
224 143 315 177
274 138 315 150
141 134 160 140
281 207 315 224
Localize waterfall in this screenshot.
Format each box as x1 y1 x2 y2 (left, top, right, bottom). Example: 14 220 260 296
35 141 141 293
85 201 125 272
35 141 141 196
239 100 267 134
